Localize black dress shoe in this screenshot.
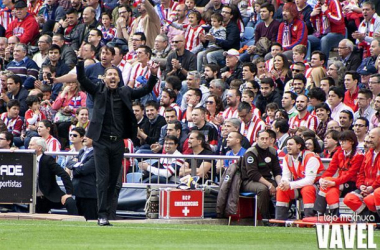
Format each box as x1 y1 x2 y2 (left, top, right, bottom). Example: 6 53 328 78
98 218 112 226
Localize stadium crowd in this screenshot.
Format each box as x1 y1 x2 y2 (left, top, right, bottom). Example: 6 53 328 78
2 0 380 222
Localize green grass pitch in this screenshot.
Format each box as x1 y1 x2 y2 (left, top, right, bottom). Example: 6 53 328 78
0 220 380 249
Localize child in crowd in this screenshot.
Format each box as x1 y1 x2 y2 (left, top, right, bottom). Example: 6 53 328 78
40 84 56 122
292 44 310 71
98 12 116 44
263 102 279 128
0 100 23 137
241 89 261 117
24 95 46 148
197 13 226 69
185 0 196 13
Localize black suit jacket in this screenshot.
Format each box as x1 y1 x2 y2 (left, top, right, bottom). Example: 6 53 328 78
343 52 362 72
38 154 73 203
77 61 158 141
66 149 96 199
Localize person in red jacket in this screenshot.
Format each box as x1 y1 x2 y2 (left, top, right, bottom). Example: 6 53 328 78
277 2 308 61
314 131 363 216
343 127 380 216
308 0 345 62
5 1 39 45
275 135 324 220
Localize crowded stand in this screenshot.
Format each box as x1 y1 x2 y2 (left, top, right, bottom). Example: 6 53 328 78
3 0 380 224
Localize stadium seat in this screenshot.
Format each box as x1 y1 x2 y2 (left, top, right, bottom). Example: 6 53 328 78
127 172 142 183
241 27 255 47
239 192 258 226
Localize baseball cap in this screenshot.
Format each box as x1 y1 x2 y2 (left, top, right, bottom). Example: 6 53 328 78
358 65 377 76
223 49 240 58
14 1 27 8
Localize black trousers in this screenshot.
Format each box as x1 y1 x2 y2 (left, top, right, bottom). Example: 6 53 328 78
76 197 98 220
36 196 78 215
93 137 124 219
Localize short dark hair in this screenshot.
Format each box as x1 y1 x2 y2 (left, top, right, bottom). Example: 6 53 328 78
101 45 115 55
132 101 144 110
358 88 373 99
321 77 335 87
168 120 182 131
308 87 326 102
325 129 340 142
162 88 177 102
165 135 179 145
90 28 103 39
329 86 345 100
356 117 370 127
238 101 252 113
242 62 257 75
293 73 307 84
134 32 146 42
48 44 61 54
145 100 159 110
0 131 13 147
189 88 202 100
260 2 275 15
271 42 283 50
345 71 360 83
261 78 275 87
8 75 22 85
7 99 20 109
137 45 152 59
340 109 353 121
25 95 40 107
284 91 297 101
204 63 220 73
274 119 289 133
166 76 182 91
71 127 86 137
66 8 78 15
311 50 326 63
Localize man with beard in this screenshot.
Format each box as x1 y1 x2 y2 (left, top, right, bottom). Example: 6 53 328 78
256 78 282 115
202 64 219 87
292 74 308 95
165 34 196 81
222 88 241 121
158 88 181 118
166 4 188 42
76 56 159 226
115 4 134 42
289 94 318 132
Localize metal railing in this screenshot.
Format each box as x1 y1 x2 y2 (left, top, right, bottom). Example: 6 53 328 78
44 151 332 186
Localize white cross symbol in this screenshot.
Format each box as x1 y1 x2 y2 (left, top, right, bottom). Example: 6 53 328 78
182 207 190 216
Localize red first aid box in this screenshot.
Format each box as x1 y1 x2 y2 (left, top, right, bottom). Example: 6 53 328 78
159 188 204 219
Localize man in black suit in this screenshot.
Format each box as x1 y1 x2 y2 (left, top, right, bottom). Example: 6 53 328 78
66 136 97 220
338 39 361 72
77 58 159 226
29 137 78 215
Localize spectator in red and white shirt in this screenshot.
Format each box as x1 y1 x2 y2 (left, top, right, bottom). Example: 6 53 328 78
0 99 23 136
222 88 241 121
159 88 182 118
37 120 61 152
0 0 15 31
238 101 265 145
127 45 161 98
289 94 318 133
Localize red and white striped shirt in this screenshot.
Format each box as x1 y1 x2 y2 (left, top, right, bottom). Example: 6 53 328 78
265 58 274 72
222 107 239 120
129 61 161 96
0 112 23 136
240 115 266 145
28 0 43 17
45 135 61 152
0 7 15 31
184 25 204 52
159 103 182 118
289 112 318 131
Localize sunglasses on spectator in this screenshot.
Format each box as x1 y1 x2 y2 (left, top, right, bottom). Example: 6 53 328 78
172 40 183 43
292 69 302 72
69 134 79 138
205 101 214 104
